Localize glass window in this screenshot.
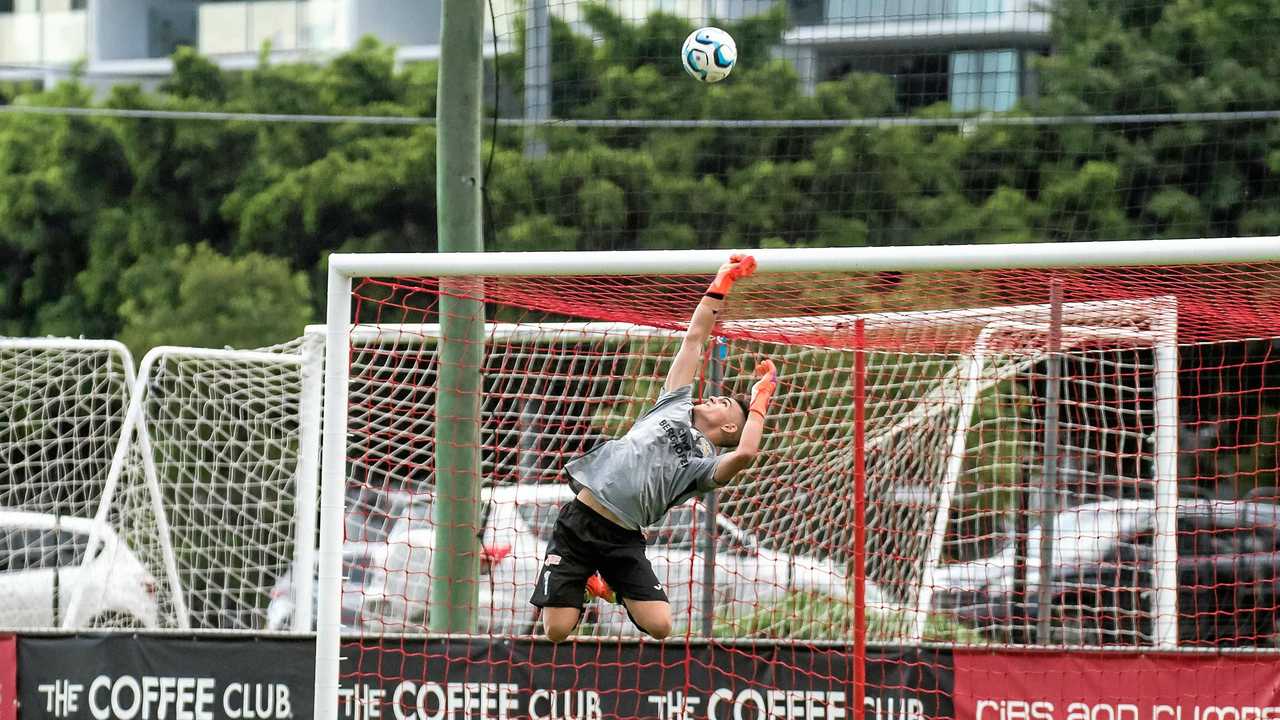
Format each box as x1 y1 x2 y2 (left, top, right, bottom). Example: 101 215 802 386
824 0 1003 23
2 528 47 572
950 50 1019 112
716 516 760 555
47 529 88 568
952 0 1004 14
347 487 432 542
0 529 20 572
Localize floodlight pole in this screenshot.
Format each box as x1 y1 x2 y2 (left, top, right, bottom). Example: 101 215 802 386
431 0 487 634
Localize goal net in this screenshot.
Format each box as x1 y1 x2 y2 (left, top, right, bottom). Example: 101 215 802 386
317 243 1280 719
0 336 326 632
0 339 136 520
0 339 138 629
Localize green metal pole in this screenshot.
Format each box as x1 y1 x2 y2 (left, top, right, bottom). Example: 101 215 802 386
430 0 485 634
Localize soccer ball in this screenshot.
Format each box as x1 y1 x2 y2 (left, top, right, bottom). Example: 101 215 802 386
681 27 737 83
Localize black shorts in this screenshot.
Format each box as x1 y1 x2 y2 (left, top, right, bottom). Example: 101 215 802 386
529 499 668 610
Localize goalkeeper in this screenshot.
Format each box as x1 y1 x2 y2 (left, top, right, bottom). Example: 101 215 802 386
530 254 777 642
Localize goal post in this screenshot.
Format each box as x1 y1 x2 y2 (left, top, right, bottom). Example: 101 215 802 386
904 296 1180 647
315 236 1280 720
63 339 325 631
0 336 327 632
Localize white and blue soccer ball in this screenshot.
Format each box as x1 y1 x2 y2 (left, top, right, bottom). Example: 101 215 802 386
681 27 737 83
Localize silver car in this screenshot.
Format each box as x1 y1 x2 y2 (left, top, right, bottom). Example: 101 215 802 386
357 484 855 636
265 488 433 631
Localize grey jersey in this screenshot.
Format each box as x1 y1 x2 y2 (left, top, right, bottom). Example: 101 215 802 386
565 384 720 530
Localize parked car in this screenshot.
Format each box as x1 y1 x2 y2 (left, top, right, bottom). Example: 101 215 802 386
265 489 433 631
0 510 160 629
931 498 1280 646
265 548 378 631
356 483 865 636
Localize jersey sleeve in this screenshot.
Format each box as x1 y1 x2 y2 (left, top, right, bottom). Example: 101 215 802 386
641 384 694 419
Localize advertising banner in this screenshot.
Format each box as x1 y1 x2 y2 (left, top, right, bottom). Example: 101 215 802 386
341 641 953 720
18 636 314 720
953 650 1280 720
21 634 1280 720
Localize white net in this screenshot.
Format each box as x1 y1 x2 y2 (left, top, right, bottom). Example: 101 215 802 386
0 339 134 517
74 336 324 631
0 339 138 629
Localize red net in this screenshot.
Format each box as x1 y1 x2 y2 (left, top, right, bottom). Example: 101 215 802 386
357 263 1280 351
336 262 1280 720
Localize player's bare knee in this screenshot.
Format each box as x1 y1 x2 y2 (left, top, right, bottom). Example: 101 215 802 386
543 620 573 643
542 611 579 642
644 617 673 640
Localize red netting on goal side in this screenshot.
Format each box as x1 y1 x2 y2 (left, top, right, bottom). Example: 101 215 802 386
338 263 1280 720
365 263 1280 351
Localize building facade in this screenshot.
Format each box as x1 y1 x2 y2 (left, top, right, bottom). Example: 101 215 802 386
0 0 1049 112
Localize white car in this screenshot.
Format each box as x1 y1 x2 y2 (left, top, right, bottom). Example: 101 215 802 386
929 498 1156 596
0 510 160 629
265 488 435 632
357 484 858 636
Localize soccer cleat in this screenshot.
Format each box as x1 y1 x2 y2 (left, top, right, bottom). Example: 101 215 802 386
585 574 616 604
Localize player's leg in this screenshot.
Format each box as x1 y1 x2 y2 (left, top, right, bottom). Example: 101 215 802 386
621 598 673 640
529 503 598 642
598 545 672 640
532 557 592 641
540 606 583 643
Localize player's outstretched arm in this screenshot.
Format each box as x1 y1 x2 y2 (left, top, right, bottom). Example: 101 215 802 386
712 359 776 486
663 254 757 392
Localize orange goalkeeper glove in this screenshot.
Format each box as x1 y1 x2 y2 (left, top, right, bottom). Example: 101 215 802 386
585 573 616 604
749 359 777 418
706 254 757 298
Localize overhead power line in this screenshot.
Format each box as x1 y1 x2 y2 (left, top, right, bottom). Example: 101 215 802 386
3 102 1280 128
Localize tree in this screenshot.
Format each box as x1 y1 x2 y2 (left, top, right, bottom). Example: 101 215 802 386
116 243 312 357
0 81 133 338
0 3 1276 353
1037 0 1280 240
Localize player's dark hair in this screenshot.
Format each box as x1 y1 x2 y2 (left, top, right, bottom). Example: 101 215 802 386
714 395 751 447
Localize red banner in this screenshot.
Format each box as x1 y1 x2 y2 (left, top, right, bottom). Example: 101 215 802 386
954 650 1280 720
0 635 14 720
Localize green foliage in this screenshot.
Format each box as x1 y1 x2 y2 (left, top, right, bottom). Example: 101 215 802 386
0 0 1276 365
116 243 312 357
713 590 987 644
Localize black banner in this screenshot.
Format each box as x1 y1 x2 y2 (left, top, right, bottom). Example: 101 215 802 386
18 636 314 720
15 636 953 720
341 640 953 720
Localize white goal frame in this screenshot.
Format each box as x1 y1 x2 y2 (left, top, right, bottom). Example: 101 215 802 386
63 343 325 631
315 236 1280 719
